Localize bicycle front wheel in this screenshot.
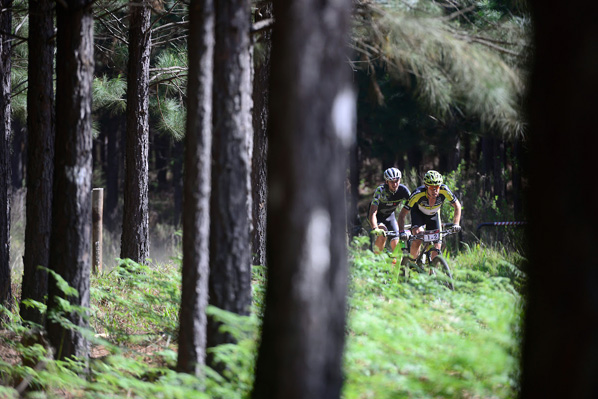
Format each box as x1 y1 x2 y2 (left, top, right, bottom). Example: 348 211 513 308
431 254 454 290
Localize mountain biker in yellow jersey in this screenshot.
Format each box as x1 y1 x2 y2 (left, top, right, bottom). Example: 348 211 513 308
369 167 411 254
397 170 461 261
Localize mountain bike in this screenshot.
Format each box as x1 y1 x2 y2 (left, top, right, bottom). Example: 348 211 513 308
385 224 459 290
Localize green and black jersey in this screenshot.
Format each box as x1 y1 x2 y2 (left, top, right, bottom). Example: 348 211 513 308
370 183 411 220
404 184 458 216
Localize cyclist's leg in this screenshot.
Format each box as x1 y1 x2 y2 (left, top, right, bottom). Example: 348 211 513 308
373 222 389 253
385 213 401 252
426 213 442 260
409 208 426 259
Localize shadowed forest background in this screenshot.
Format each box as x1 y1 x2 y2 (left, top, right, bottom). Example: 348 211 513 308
8 0 529 271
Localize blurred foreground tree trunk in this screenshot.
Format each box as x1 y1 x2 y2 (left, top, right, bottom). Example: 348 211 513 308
121 0 151 264
521 1 598 397
0 0 11 312
47 0 94 360
176 0 214 375
20 0 55 326
207 0 253 368
251 0 354 397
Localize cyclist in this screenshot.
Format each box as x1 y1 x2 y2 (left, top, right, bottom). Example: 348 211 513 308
397 170 461 261
369 167 411 254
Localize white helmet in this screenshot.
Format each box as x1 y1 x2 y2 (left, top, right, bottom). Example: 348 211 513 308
383 167 401 181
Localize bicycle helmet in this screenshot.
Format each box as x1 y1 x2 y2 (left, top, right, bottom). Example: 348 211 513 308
423 170 443 186
383 167 401 181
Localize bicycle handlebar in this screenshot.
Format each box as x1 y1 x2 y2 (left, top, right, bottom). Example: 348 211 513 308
408 226 458 242
370 223 460 240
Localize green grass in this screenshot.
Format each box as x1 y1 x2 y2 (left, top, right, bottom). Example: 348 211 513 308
343 236 524 399
0 239 525 398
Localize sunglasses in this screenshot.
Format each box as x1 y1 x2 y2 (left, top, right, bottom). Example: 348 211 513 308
427 185 440 190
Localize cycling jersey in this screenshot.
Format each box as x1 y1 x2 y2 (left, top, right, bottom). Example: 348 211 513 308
404 184 457 216
370 183 410 220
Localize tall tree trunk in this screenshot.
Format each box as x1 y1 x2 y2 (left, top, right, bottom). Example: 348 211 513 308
521 1 598 397
207 0 253 363
10 120 23 189
154 131 169 191
251 0 353 397
20 0 55 325
47 0 94 360
348 140 360 237
462 132 471 167
481 136 494 195
121 0 151 263
176 0 214 375
0 0 11 311
406 146 423 174
512 138 523 220
251 2 272 268
492 138 505 200
445 122 460 172
172 140 183 228
103 114 123 231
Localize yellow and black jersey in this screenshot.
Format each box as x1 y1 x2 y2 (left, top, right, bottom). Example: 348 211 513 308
404 184 457 216
369 183 410 220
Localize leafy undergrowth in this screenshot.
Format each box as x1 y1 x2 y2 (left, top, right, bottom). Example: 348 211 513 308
0 240 526 398
343 236 525 399
0 259 259 399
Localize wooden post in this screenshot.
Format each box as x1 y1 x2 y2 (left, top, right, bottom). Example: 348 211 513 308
92 188 103 274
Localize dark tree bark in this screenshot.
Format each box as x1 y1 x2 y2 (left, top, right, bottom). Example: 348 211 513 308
20 0 55 326
10 120 23 189
492 138 505 200
207 0 253 361
251 2 272 267
348 140 360 237
176 0 214 375
172 140 183 227
251 0 353 397
521 1 598 398
121 0 151 263
462 132 471 166
103 114 123 231
0 0 11 311
481 136 494 195
47 0 94 360
153 131 170 191
445 122 461 172
406 146 423 173
512 138 523 220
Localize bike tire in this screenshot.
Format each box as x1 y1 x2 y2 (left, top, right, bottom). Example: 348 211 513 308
430 254 455 290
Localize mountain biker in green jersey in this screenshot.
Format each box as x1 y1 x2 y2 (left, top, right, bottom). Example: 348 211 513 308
397 170 461 261
369 167 411 254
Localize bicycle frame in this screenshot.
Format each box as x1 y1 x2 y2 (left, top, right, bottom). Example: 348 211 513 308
410 232 444 263
371 224 457 290
384 224 453 262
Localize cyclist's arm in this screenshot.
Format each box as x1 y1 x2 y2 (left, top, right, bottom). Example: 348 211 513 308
369 204 380 229
451 199 462 225
397 207 409 231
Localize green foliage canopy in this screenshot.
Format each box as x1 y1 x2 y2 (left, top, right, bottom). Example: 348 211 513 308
352 0 530 137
